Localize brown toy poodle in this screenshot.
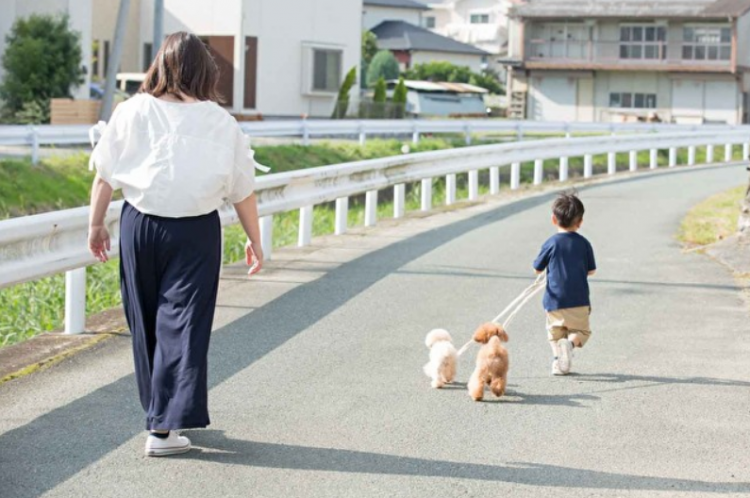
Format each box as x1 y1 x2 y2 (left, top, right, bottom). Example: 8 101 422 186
468 323 509 401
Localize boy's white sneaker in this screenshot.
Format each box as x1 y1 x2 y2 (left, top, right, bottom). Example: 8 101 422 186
551 360 566 376
557 338 573 374
145 431 191 457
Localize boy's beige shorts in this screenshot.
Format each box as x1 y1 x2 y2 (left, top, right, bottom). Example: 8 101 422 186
546 306 592 346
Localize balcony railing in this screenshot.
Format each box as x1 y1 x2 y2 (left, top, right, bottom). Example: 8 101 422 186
525 40 732 68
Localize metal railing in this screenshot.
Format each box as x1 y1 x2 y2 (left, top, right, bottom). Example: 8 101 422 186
1 129 748 335
2 119 749 164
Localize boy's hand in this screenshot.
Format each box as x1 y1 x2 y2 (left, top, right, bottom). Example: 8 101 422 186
588 270 596 276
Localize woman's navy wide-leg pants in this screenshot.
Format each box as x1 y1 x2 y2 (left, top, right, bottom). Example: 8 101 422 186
119 202 221 430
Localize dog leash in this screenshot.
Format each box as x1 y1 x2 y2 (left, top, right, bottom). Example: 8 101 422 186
456 273 547 357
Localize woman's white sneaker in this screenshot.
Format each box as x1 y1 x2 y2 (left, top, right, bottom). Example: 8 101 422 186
145 431 191 457
557 338 573 374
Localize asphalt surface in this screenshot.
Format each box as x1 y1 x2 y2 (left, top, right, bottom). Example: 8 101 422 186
1 164 749 497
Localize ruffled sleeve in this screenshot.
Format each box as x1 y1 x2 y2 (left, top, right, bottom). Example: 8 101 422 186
227 127 269 204
88 105 124 190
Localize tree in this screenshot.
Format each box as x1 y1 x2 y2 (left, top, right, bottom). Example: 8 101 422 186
372 76 387 119
392 76 408 119
403 61 504 95
331 66 358 119
0 14 84 124
362 31 379 66
366 50 400 87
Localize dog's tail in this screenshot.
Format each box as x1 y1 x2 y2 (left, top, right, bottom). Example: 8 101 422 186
425 328 452 348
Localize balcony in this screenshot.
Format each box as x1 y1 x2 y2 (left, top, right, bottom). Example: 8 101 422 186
524 39 733 72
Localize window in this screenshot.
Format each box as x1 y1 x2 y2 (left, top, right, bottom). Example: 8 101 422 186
103 40 110 75
619 25 666 60
143 43 153 71
470 13 490 24
682 26 731 61
92 41 99 77
312 49 342 92
609 92 657 109
424 16 436 29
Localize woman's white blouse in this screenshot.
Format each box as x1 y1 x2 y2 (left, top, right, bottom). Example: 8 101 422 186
90 93 257 218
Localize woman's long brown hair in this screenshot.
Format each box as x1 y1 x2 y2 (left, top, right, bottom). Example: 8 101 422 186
140 32 222 102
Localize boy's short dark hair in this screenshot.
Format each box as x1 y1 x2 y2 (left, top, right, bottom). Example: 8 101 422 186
553 191 585 228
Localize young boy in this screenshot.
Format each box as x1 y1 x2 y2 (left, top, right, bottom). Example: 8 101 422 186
533 192 596 376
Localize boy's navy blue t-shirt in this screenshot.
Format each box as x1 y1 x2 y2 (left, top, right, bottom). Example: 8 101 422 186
533 232 596 312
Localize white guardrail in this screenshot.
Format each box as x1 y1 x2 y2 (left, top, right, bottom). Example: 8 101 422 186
2 119 750 164
1 129 748 334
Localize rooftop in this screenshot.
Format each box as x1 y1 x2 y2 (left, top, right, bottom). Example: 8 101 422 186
371 20 490 56
512 0 750 19
363 0 430 10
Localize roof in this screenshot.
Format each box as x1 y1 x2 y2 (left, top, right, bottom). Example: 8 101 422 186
388 79 489 93
511 0 750 19
371 21 491 56
363 0 430 10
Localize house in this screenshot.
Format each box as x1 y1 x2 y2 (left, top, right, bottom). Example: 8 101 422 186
363 0 491 72
94 0 362 118
0 0 92 100
389 79 488 116
422 0 511 71
502 0 750 124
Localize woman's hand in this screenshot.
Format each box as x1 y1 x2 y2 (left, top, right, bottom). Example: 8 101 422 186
245 240 263 276
89 225 111 263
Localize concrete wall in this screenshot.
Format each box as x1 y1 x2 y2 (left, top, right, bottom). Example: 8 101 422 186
0 0 92 100
363 5 422 31
737 11 750 68
411 50 485 72
140 0 362 118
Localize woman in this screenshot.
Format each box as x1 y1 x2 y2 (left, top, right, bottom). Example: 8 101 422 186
88 32 263 457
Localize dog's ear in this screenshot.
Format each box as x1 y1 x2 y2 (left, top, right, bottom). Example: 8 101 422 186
496 325 509 343
473 323 492 343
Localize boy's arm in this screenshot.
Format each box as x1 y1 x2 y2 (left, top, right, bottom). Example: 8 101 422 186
586 240 597 277
533 241 551 274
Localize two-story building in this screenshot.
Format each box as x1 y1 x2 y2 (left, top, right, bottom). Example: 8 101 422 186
503 0 750 124
363 0 491 72
94 0 362 118
423 0 511 71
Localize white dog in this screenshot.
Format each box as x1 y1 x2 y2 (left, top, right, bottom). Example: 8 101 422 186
423 329 458 389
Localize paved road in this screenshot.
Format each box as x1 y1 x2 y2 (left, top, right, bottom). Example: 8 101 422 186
1 164 749 497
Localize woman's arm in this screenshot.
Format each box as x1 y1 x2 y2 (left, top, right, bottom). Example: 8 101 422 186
88 174 114 262
234 193 264 275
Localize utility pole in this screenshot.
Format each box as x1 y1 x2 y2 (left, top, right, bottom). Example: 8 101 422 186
152 0 164 61
100 0 130 121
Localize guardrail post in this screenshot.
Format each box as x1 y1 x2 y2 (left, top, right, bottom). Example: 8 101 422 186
629 150 637 172
688 146 696 166
564 123 571 139
511 162 521 190
744 143 749 161
64 268 86 335
335 197 348 235
420 179 432 211
298 206 313 247
394 184 405 218
490 167 499 195
358 122 366 146
649 149 658 170
365 190 377 226
260 215 273 260
669 147 677 168
725 143 733 162
446 174 456 205
706 144 714 164
533 159 543 185
516 123 523 142
584 154 593 178
301 119 310 146
608 151 617 175
412 122 420 145
559 157 569 182
468 170 478 200
29 125 40 165
464 123 472 145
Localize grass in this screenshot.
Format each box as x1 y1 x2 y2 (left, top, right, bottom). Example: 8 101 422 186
1 138 747 347
678 185 745 247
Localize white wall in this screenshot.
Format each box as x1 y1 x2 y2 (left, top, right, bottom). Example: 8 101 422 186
92 0 142 76
0 0 92 100
363 5 422 31
411 50 485 72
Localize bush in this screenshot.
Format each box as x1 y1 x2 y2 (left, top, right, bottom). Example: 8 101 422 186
0 14 84 123
332 67 358 119
392 76 407 119
366 50 400 87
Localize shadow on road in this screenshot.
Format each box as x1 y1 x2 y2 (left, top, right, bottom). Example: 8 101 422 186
179 430 750 494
